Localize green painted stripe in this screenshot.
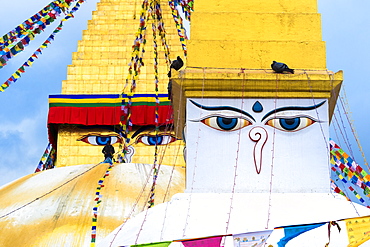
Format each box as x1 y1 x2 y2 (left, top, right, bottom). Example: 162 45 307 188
130 101 171 106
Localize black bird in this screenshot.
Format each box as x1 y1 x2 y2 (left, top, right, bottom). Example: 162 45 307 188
168 56 184 77
271 61 294 74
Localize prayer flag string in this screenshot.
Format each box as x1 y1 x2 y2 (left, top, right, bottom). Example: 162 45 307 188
155 3 171 70
114 216 370 247
331 161 370 208
171 0 193 21
168 0 187 57
330 179 350 200
330 140 370 195
0 0 86 92
91 163 113 247
330 139 370 208
119 0 172 168
0 0 73 68
147 0 161 208
119 0 150 161
126 0 149 92
35 143 56 172
338 91 370 172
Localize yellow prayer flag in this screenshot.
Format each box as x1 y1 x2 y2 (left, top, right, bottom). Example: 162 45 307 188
28 33 35 41
345 216 370 247
14 45 22 51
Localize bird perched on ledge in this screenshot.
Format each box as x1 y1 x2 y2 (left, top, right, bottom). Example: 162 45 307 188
271 61 294 74
168 56 184 77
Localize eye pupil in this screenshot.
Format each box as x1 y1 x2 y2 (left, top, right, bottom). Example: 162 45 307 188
138 135 176 145
216 117 238 130
148 136 163 145
96 136 110 145
279 118 300 130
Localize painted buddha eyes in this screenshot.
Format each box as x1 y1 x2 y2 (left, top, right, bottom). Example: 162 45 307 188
79 134 178 146
199 115 315 132
190 99 325 132
136 134 178 145
79 135 121 145
265 117 315 132
201 116 252 131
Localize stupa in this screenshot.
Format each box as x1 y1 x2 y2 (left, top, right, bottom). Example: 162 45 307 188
98 0 370 246
0 0 186 246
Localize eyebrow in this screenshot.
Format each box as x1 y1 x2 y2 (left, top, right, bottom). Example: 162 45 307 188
131 125 154 138
189 99 256 122
261 100 326 121
131 125 175 139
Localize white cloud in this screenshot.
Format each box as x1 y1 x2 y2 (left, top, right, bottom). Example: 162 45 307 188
0 0 99 187
0 108 48 186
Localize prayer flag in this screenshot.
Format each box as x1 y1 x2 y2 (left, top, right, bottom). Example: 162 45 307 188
277 223 325 247
233 230 273 247
131 241 172 247
345 216 370 247
181 236 223 247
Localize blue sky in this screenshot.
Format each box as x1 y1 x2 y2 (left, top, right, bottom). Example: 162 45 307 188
0 0 370 188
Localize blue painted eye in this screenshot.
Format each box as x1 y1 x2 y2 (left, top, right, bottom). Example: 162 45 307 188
201 116 251 131
216 117 238 130
279 118 300 130
79 135 121 145
266 117 315 132
137 134 177 145
146 136 163 145
94 136 111 145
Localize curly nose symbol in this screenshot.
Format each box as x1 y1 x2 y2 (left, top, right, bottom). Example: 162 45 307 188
249 127 268 174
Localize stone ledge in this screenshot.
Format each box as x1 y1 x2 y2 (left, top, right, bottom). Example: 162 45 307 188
170 68 343 135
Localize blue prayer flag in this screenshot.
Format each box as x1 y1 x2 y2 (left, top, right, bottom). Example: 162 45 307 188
277 223 326 247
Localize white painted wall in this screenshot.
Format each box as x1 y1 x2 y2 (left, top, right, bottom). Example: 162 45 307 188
185 98 330 193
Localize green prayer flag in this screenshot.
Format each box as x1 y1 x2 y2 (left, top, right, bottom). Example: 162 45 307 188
364 187 370 194
131 241 172 247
